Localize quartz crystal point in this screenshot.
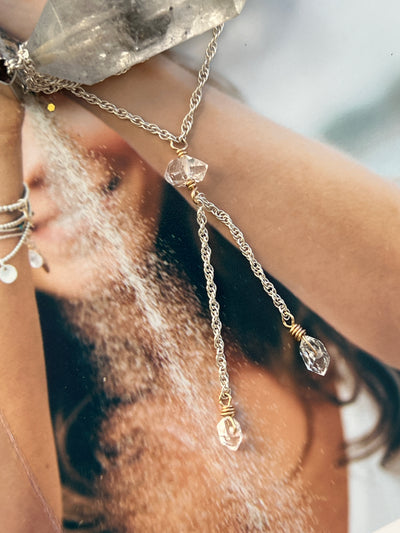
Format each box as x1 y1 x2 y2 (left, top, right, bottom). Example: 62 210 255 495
299 335 330 376
26 0 247 85
165 155 208 187
217 417 243 451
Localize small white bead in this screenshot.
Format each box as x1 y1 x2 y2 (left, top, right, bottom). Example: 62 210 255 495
0 264 18 284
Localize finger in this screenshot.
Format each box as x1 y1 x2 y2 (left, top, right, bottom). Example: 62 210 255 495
0 84 24 133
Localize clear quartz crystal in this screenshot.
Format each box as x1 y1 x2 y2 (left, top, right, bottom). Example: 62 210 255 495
217 416 243 451
165 155 208 187
26 0 247 85
299 335 330 376
0 264 18 284
29 249 44 269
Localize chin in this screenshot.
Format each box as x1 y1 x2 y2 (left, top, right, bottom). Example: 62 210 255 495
32 256 107 299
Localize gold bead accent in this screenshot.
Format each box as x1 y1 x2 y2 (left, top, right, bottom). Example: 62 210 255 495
289 323 306 342
47 103 56 112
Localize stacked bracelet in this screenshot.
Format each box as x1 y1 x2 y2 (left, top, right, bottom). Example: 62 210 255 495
0 184 45 283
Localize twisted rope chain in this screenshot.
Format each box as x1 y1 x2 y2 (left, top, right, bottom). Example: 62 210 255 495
196 204 231 401
195 192 295 328
5 20 329 448
8 25 224 146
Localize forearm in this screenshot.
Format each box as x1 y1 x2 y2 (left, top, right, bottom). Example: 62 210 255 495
84 56 400 367
0 88 61 523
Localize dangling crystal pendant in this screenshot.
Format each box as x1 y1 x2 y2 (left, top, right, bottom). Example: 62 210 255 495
165 155 208 187
217 416 243 451
299 335 330 376
0 264 18 284
28 249 44 269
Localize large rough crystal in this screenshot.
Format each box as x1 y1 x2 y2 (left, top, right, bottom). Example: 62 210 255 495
26 0 247 85
217 416 243 451
299 335 330 376
165 155 208 187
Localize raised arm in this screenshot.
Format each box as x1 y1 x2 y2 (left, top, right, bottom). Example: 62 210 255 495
82 56 400 368
0 85 61 528
1 3 399 368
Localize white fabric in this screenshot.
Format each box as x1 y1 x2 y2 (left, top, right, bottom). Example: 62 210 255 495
374 519 400 533
341 389 400 533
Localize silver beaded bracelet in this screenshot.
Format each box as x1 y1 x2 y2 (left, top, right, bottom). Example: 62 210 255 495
0 184 44 283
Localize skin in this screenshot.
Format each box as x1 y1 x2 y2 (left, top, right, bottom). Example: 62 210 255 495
1 87 348 531
87 58 400 369
23 93 164 297
1 0 400 369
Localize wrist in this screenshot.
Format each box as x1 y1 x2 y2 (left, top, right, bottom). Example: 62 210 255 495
0 98 24 205
0 86 24 136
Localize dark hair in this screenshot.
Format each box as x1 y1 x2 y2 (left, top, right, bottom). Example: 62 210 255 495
38 183 400 530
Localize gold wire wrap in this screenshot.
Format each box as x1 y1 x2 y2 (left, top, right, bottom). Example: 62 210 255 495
186 180 201 204
170 139 189 153
220 404 236 418
289 323 306 342
219 392 235 418
176 148 188 158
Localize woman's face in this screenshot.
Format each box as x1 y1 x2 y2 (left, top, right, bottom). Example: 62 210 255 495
23 93 164 298
0 0 165 298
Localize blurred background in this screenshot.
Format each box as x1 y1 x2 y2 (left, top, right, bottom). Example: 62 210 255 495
180 0 400 183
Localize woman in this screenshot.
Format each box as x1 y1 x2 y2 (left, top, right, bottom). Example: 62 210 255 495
1 1 400 531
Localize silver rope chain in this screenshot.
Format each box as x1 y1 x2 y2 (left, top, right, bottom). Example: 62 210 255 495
6 21 328 447
196 204 231 400
8 25 224 147
195 192 295 327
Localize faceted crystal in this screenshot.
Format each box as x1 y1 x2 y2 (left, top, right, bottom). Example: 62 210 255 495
299 335 330 376
165 155 208 187
217 416 243 451
26 0 247 85
0 264 18 284
29 249 44 269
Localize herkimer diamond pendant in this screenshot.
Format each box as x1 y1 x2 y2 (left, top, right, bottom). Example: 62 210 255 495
299 335 330 376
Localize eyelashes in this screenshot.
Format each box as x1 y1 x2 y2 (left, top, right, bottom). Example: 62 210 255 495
102 174 122 195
